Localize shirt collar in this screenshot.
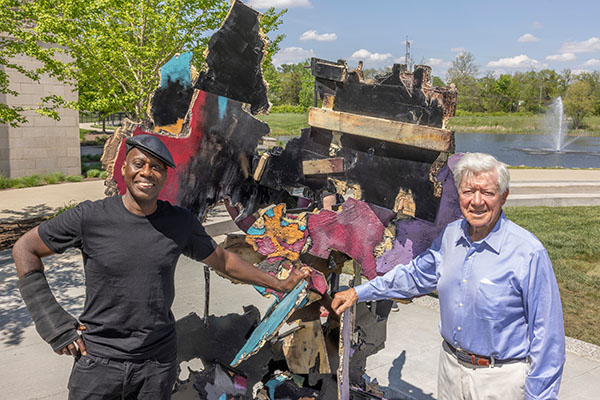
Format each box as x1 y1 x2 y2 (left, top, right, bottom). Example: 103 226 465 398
459 211 507 254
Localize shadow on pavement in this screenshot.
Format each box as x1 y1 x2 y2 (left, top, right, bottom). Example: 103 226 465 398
0 204 57 223
374 350 436 400
0 249 85 347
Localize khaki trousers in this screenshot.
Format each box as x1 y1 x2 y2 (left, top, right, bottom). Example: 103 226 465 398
438 340 530 400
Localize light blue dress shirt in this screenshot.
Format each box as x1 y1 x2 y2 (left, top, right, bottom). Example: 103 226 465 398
355 212 565 399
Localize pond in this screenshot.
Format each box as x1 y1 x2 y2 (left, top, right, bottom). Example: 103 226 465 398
455 132 600 168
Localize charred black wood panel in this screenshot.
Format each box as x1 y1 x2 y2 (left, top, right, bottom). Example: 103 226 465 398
310 57 347 82
195 0 269 114
339 133 441 164
333 82 444 127
176 92 269 220
150 81 194 126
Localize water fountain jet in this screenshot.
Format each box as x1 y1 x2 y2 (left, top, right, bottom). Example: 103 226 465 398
544 96 579 152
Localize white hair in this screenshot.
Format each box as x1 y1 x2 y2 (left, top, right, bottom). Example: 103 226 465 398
453 153 510 194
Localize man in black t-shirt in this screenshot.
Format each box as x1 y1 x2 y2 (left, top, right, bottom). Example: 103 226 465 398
13 135 309 399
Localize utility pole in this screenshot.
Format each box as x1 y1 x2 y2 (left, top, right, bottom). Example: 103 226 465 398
405 35 410 68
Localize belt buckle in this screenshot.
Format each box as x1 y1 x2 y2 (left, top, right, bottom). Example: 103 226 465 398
471 354 490 366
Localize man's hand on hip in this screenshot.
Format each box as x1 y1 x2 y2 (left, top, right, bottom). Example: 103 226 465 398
56 324 87 357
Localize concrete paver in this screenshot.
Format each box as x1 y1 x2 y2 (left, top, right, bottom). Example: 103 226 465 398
0 180 106 222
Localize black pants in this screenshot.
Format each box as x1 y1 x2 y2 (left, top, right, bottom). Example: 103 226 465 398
68 354 177 400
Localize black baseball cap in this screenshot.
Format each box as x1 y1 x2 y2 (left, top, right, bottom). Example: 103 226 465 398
125 134 176 168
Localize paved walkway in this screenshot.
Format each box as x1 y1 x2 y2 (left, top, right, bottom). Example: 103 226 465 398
1 171 600 399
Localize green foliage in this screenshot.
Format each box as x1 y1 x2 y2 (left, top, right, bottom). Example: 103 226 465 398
81 162 103 175
432 76 445 87
0 0 69 126
42 172 66 184
0 171 74 189
265 60 314 107
65 175 84 182
86 169 103 178
270 104 307 113
2 1 285 124
564 80 595 129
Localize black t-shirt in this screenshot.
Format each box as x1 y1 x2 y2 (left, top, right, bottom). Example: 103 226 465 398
38 196 216 361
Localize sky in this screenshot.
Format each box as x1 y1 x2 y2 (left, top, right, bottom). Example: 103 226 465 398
246 0 600 80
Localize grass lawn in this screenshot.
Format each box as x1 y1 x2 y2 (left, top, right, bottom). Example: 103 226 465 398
256 113 308 136
505 206 600 346
449 114 600 136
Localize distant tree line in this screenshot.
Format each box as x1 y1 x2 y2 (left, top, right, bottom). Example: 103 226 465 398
442 52 600 129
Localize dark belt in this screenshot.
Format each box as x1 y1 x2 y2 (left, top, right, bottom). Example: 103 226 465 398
444 340 525 366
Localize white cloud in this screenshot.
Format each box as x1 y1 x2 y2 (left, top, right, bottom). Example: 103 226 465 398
451 47 466 53
532 21 543 29
558 37 600 53
486 54 546 69
583 58 600 67
272 47 315 66
247 0 311 9
546 53 576 62
518 33 540 43
426 58 451 67
351 49 393 63
299 30 337 42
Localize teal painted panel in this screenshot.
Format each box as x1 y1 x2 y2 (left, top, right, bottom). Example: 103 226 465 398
230 280 308 366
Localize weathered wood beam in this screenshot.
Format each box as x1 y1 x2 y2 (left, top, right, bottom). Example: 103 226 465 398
302 157 344 175
308 107 454 152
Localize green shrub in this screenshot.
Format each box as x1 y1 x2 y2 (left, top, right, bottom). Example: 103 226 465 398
0 173 11 189
100 170 107 179
270 104 308 113
42 172 66 184
21 174 43 187
65 175 84 182
82 162 103 175
86 169 102 178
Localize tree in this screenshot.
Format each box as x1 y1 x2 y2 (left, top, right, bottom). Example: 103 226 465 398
0 1 69 127
1 0 285 125
447 51 479 83
275 61 314 106
563 80 594 129
432 76 445 87
447 52 481 112
576 71 600 116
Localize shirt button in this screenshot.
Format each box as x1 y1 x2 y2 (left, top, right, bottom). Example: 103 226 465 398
457 326 462 331
459 303 463 307
468 256 472 260
463 279 467 283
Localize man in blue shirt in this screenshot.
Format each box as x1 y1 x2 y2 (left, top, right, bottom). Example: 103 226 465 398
332 152 565 399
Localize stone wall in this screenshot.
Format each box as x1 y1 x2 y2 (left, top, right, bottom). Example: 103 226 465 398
0 43 80 178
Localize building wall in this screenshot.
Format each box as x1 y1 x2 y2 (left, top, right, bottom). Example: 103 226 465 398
0 45 80 178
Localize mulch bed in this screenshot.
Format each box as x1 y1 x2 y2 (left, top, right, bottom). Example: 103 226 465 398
0 217 47 251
